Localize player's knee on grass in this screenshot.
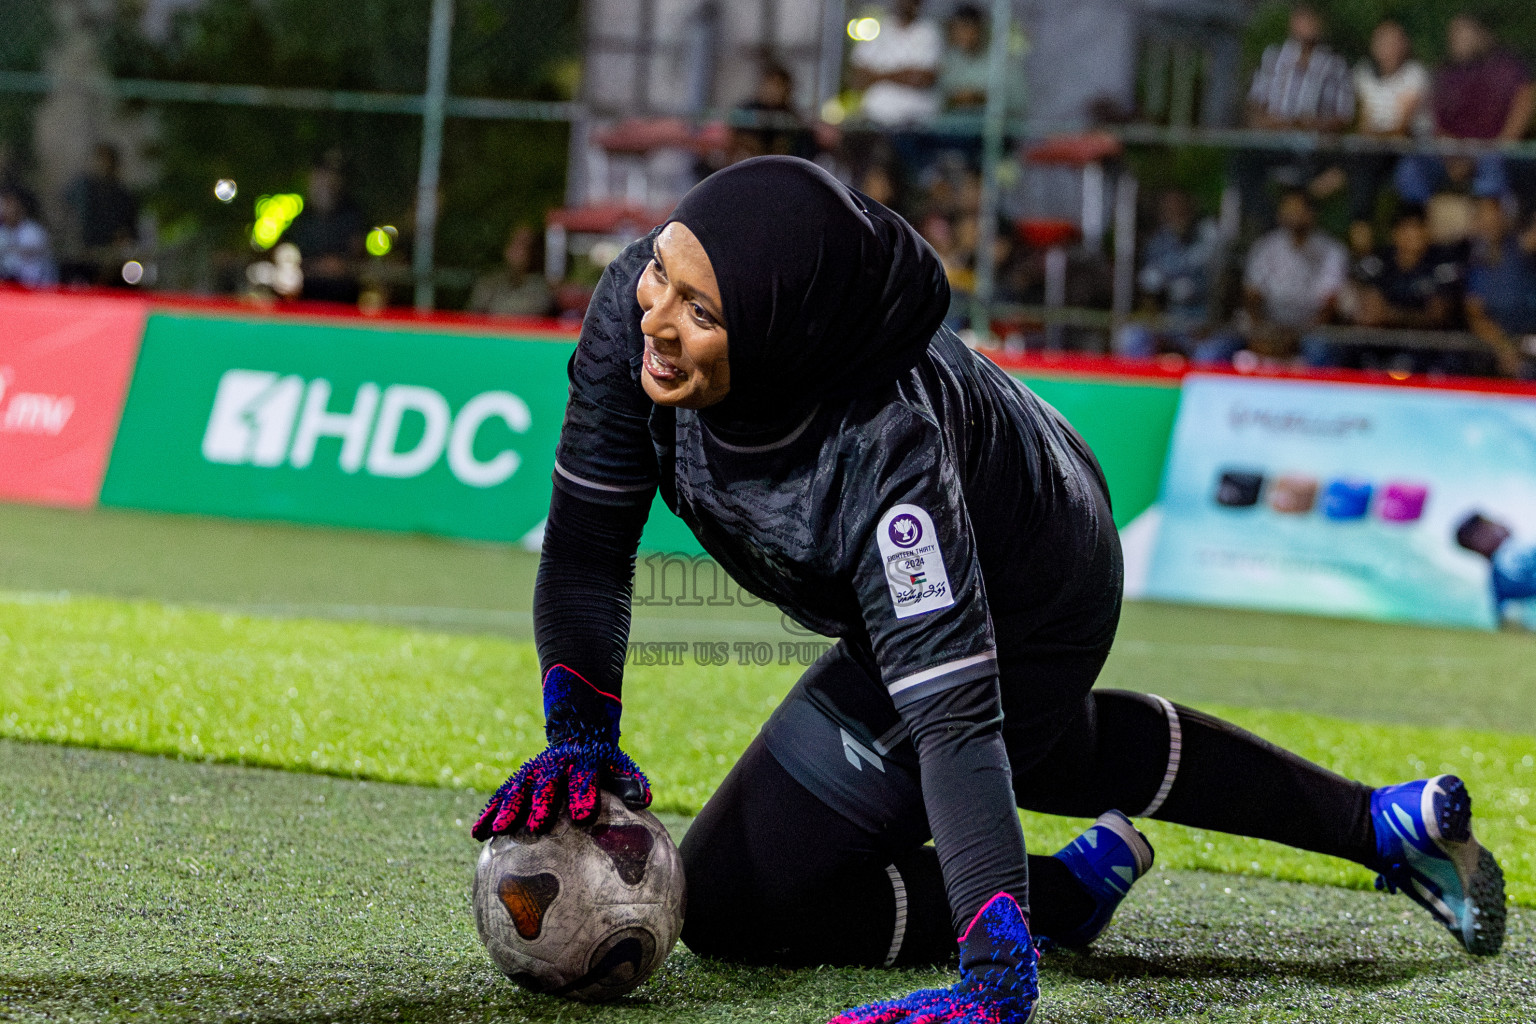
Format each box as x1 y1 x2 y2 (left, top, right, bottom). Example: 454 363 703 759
682 845 953 967
679 823 856 965
1010 689 1173 819
680 735 957 967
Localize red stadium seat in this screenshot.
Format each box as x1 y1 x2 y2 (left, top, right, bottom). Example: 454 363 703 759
546 202 673 236
1023 132 1124 167
1014 219 1081 249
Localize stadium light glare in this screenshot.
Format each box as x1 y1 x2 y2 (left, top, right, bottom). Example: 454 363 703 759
847 17 880 42
366 228 393 257
249 193 305 250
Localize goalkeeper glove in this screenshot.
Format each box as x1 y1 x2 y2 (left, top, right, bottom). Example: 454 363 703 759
826 892 1040 1023
471 664 651 840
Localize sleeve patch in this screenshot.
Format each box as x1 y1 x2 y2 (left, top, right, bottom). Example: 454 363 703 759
875 504 955 619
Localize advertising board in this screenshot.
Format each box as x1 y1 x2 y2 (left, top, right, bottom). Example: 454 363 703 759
0 291 147 507
1147 374 1536 629
101 312 702 552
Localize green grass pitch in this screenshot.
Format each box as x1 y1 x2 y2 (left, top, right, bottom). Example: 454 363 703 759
1 503 1534 1022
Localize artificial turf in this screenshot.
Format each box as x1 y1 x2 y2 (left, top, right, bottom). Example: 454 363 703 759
1 591 1533 906
3 739 1533 1024
2 503 1534 1021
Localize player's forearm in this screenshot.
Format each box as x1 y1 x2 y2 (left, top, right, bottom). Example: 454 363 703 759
533 486 648 697
903 678 1029 934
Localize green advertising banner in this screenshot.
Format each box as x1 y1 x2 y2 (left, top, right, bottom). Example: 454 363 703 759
1015 373 1181 528
100 312 1179 554
101 313 704 552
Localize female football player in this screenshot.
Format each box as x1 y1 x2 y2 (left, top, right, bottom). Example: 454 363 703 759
472 157 1504 1022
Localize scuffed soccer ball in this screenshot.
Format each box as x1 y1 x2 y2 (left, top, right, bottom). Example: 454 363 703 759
472 789 686 1002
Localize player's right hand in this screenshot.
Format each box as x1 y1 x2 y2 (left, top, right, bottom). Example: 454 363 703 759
826 892 1039 1023
471 665 652 840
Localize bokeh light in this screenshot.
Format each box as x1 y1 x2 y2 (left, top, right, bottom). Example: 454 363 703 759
250 193 304 250
847 17 880 41
365 227 394 257
213 179 238 203
120 260 144 285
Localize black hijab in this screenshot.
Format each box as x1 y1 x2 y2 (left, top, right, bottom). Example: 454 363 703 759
666 156 950 429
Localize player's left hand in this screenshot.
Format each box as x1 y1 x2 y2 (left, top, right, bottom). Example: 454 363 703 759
826 893 1039 1023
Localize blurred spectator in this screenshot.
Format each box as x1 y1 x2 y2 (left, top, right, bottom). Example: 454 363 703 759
0 142 39 220
1118 189 1236 363
1346 21 1429 249
0 188 56 288
1354 22 1429 140
728 62 812 164
287 162 366 305
1464 197 1536 378
1352 206 1460 329
917 211 972 328
1233 5 1354 232
856 161 903 210
1243 189 1347 360
61 144 139 286
1395 15 1534 206
937 4 1024 115
1245 6 1354 133
850 0 941 127
1138 190 1221 322
469 225 555 318
1426 190 1477 248
1306 206 1464 371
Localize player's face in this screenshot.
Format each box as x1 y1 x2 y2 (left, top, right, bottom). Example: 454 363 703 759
636 222 731 409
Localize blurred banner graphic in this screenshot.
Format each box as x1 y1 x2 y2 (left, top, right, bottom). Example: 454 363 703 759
1148 375 1536 630
98 312 695 552
0 292 147 508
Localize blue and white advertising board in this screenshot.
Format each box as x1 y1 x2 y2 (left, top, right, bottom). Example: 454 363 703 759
1147 374 1536 630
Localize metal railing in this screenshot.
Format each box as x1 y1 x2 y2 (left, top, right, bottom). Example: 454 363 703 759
5 52 1535 322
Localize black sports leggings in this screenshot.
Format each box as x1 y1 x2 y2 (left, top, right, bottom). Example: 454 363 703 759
679 689 1376 967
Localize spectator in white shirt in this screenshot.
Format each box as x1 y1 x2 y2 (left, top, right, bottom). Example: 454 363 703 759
1345 20 1430 252
1355 22 1429 137
850 0 942 127
0 188 56 289
1242 189 1348 360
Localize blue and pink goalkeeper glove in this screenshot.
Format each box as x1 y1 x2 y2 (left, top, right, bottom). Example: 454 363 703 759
827 892 1039 1024
471 664 652 839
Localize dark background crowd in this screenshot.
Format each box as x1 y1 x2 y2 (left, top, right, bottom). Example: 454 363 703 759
752 2 1536 379
1 0 1535 379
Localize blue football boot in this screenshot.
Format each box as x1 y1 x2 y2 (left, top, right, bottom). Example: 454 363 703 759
1372 774 1505 956
1039 810 1155 950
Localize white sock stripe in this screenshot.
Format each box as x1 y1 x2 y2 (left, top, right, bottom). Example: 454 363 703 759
884 863 909 967
1136 694 1183 818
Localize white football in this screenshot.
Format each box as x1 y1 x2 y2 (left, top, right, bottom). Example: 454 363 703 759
472 789 686 1002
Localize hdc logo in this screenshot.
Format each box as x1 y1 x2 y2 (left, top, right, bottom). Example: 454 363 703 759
201 369 531 488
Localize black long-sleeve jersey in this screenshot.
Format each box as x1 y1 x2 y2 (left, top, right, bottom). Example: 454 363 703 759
536 230 1122 928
